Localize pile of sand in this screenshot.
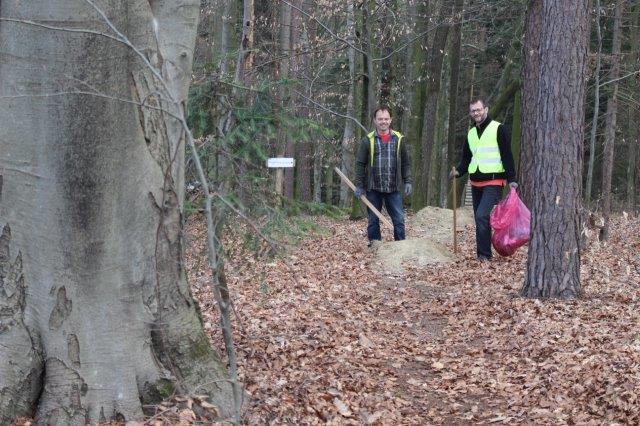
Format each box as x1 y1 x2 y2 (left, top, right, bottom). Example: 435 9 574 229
373 238 454 273
372 206 475 273
409 206 474 244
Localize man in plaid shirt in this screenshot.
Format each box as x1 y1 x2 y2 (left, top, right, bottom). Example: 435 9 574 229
354 106 412 245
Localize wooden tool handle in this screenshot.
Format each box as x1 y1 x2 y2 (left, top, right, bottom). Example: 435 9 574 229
334 167 394 231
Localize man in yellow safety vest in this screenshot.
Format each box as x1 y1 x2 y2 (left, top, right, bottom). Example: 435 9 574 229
450 98 517 261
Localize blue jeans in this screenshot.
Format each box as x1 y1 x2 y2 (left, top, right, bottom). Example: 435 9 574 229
366 190 405 241
471 185 502 258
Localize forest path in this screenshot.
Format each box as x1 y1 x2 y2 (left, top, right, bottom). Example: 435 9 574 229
186 209 640 425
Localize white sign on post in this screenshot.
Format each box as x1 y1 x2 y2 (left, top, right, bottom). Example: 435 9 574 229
266 157 296 168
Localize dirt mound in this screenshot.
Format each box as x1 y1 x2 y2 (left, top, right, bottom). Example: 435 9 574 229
373 238 453 273
371 206 475 273
409 206 474 244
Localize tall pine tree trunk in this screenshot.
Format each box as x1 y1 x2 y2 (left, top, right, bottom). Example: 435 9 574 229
518 0 542 208
295 0 314 203
521 0 589 299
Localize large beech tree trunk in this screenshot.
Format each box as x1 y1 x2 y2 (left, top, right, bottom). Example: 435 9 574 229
521 0 589 299
0 1 233 423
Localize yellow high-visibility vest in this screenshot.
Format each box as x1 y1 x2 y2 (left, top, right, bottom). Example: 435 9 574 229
467 120 505 174
367 130 403 166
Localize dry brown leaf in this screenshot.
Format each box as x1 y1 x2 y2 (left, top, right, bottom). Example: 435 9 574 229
177 409 195 426
359 333 375 348
333 398 352 417
199 401 220 416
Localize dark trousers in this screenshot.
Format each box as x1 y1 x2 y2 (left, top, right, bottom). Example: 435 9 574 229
471 185 502 258
366 190 405 241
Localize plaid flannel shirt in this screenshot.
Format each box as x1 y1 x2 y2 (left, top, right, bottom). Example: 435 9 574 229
371 133 398 193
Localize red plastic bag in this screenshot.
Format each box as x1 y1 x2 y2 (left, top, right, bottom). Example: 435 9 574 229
490 187 531 256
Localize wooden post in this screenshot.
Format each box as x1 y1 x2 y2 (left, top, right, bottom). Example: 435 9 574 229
334 167 394 230
275 168 284 205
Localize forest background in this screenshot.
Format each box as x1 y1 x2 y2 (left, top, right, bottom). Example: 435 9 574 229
187 0 639 222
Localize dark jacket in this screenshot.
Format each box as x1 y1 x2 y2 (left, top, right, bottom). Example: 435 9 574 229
456 116 517 183
355 130 411 192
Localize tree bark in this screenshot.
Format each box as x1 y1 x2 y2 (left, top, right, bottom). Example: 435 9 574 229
324 160 335 204
362 0 376 120
280 0 295 200
418 3 452 208
0 1 233 423
599 0 624 241
445 0 464 208
405 0 430 208
313 140 323 204
379 3 393 105
584 0 603 205
489 79 520 119
211 0 236 189
224 0 255 204
511 90 523 174
339 1 357 207
521 0 589 299
295 0 314 203
518 0 542 208
627 2 640 212
436 63 450 208
218 0 234 77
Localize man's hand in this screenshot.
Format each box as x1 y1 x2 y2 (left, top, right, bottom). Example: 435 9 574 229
355 187 365 198
404 183 412 197
509 182 518 189
449 169 460 179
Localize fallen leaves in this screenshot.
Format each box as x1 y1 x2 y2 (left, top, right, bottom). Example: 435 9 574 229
184 211 640 424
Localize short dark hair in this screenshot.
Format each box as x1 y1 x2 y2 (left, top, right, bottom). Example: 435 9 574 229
373 105 392 118
470 98 488 108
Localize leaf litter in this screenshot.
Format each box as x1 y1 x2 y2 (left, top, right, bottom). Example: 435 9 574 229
186 208 640 424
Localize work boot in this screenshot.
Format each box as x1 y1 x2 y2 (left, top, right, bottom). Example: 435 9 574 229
367 240 383 250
